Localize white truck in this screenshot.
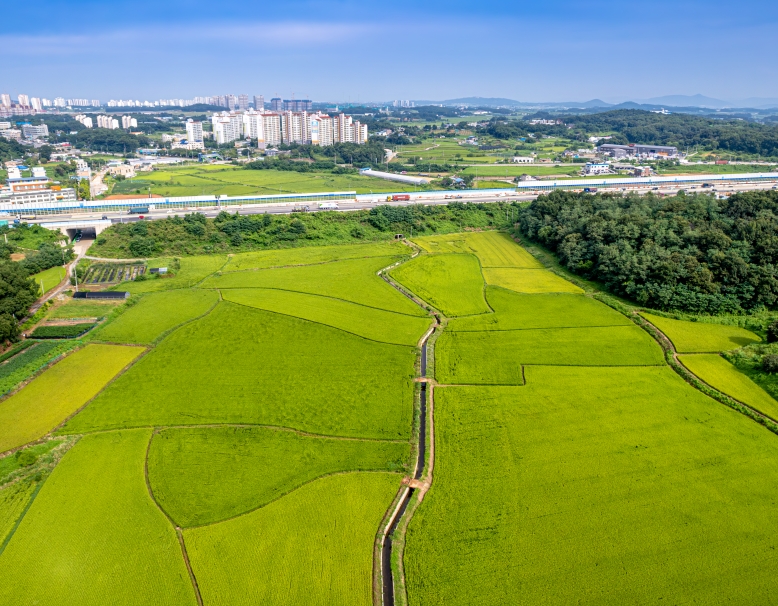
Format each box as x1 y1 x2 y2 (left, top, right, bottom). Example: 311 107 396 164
318 202 339 210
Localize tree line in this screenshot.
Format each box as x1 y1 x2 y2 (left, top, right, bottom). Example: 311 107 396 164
518 190 778 314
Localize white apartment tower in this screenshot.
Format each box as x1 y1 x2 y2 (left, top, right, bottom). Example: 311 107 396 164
30 98 42 111
242 110 282 148
309 114 334 147
281 111 310 145
17 94 29 106
211 111 243 144
121 115 138 129
0 94 10 107
186 119 204 143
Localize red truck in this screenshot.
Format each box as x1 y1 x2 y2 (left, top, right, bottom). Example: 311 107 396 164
388 194 411 201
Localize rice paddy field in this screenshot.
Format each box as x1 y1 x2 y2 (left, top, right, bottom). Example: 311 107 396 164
641 312 761 352
110 164 418 198
390 253 490 316
30 266 66 295
3 228 778 605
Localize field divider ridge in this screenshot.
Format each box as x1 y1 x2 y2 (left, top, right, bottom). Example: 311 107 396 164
143 429 204 606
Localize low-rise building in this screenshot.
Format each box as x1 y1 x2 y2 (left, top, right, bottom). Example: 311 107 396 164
512 157 533 163
583 162 611 176
598 143 678 159
109 164 136 178
21 124 49 140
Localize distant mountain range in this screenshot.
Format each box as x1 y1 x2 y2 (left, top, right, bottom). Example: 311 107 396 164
414 95 778 111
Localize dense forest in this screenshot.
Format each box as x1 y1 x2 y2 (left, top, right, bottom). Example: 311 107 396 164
524 110 778 156
518 190 778 314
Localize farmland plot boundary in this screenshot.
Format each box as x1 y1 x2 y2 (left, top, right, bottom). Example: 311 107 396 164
143 430 204 606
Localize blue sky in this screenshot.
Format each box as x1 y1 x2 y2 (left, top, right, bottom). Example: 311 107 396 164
2 0 777 103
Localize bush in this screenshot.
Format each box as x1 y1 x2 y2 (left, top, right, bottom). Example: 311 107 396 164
128 237 157 257
762 354 778 373
767 321 778 343
29 323 96 339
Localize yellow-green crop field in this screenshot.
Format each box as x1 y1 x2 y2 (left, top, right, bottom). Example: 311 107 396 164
390 253 490 316
111 164 418 198
2 228 778 604
679 354 778 420
0 344 143 452
30 266 66 295
641 312 761 352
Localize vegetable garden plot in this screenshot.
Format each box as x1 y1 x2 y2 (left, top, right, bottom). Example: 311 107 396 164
148 426 409 526
224 240 410 272
0 344 143 452
482 267 584 294
123 255 227 293
390 253 490 317
61 303 416 440
203 256 425 316
449 287 632 331
436 325 664 384
0 430 197 606
84 263 145 284
185 472 399 606
405 367 778 606
95 289 219 345
679 354 778 420
222 288 431 346
641 312 760 353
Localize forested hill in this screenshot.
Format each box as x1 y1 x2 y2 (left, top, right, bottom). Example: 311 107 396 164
518 190 778 314
530 109 778 156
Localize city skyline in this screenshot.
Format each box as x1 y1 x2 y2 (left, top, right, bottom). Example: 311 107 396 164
1 0 777 102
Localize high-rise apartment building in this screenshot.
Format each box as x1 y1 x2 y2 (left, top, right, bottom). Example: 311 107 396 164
309 114 334 147
237 94 249 111
91 99 100 107
253 95 264 110
281 111 310 145
75 115 93 128
41 99 52 107
30 98 42 111
333 113 368 144
0 94 10 107
186 119 204 143
53 98 66 107
17 94 30 106
97 115 119 129
211 111 243 144
121 115 138 129
242 110 282 148
270 98 283 111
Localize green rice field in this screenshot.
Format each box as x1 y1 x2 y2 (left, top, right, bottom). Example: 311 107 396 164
680 354 778 420
60 303 416 439
390 253 490 316
94 289 219 344
405 368 778 604
204 256 425 316
148 426 409 527
3 228 778 604
224 240 409 271
0 429 197 605
185 472 399 606
436 325 664 384
222 288 431 345
30 266 66 295
110 164 417 198
641 312 761 352
483 267 584 293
